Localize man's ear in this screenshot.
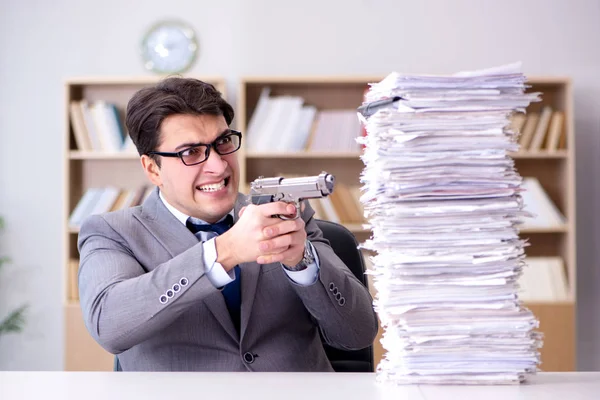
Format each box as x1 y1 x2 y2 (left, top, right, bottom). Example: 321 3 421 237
141 155 162 187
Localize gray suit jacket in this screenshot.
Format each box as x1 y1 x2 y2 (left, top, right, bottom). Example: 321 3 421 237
78 188 378 371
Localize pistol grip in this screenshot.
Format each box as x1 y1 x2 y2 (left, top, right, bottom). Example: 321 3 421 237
251 194 273 205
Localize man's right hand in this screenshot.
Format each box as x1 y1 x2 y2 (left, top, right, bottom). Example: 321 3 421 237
214 202 304 270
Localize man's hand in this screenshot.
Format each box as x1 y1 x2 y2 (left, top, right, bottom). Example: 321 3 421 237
214 202 306 269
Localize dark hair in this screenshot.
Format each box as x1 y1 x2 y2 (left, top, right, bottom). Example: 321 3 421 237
125 77 234 164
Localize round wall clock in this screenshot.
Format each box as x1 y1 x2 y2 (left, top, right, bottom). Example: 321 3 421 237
141 20 198 74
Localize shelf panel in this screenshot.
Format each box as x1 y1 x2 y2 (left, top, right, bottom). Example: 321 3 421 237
520 225 569 234
510 151 568 159
67 75 226 86
65 299 576 307
68 224 568 235
70 151 139 160
68 150 567 161
241 75 383 84
70 223 367 235
245 151 567 160
523 300 575 306
246 151 361 159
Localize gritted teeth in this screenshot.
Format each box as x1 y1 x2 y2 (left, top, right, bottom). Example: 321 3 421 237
197 179 227 192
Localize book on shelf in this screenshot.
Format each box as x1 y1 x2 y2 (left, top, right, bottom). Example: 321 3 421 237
306 110 361 153
68 186 153 228
308 187 365 225
518 112 539 149
69 102 93 151
528 106 552 151
245 88 361 153
518 256 569 302
511 108 565 152
70 100 133 153
520 177 566 229
546 111 565 153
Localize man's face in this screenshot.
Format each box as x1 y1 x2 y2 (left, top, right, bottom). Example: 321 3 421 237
142 113 240 223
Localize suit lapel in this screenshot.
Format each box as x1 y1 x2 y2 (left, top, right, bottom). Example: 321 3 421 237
134 188 239 342
134 187 198 258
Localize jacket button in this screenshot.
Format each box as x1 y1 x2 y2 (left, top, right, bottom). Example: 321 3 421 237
159 295 168 304
329 282 335 291
243 352 255 364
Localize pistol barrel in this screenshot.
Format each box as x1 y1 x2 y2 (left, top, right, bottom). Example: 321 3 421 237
250 172 335 202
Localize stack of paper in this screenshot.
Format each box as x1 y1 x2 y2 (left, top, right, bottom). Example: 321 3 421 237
358 62 543 385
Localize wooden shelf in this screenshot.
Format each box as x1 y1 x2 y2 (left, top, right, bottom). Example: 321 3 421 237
64 76 227 372
63 75 576 373
238 76 577 373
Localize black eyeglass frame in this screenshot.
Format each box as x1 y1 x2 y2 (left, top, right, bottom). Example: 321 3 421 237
147 130 242 166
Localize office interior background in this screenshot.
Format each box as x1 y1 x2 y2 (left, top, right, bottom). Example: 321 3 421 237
0 0 599 371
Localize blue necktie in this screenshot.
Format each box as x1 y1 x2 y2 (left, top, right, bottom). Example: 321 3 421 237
186 214 241 334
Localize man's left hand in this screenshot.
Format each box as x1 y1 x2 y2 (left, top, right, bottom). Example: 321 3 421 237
239 203 306 265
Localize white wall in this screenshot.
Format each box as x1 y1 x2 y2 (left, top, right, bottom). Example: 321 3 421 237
0 0 599 370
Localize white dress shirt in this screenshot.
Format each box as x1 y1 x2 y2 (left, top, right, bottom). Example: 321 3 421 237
159 191 319 287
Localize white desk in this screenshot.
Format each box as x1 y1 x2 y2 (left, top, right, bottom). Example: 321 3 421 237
0 372 598 400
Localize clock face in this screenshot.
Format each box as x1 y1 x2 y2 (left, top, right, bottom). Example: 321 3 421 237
142 21 198 74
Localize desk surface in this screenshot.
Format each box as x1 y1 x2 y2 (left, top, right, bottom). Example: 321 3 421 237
1 372 599 400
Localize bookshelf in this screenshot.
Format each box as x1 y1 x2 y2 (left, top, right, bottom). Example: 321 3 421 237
238 76 576 372
62 75 575 372
512 77 576 372
62 76 226 371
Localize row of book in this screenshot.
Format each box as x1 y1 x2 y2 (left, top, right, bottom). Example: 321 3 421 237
69 100 136 152
520 177 566 229
67 175 564 231
68 186 154 228
69 97 565 155
510 106 566 152
308 183 365 224
68 182 365 230
245 88 362 152
518 257 569 302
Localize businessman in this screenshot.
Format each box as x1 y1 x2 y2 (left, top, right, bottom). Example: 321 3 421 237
77 77 378 371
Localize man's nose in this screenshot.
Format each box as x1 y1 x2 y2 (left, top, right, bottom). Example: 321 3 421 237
202 147 227 172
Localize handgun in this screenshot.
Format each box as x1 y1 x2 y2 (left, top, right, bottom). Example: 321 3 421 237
249 172 335 219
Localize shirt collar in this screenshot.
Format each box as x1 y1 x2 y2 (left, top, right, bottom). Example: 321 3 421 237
158 189 233 226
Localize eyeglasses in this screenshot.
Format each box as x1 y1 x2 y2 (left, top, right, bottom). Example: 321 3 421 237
147 130 242 166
